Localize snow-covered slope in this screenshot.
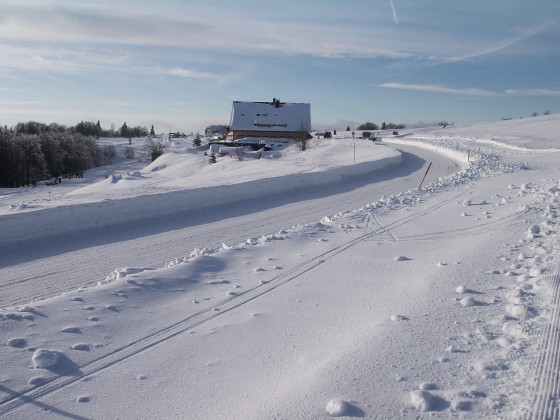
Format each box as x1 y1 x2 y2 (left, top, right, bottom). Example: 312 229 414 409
0 138 401 244
2 115 560 419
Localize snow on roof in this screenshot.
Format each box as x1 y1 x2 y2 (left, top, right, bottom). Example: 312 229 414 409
230 101 311 132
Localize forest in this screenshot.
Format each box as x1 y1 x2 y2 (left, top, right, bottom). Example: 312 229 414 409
0 121 148 188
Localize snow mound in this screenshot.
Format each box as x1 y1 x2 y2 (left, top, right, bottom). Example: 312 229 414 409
456 285 467 294
460 296 477 307
409 390 433 412
7 337 27 348
32 349 60 368
325 399 349 417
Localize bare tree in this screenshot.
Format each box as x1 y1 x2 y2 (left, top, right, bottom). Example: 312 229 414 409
296 121 311 151
124 146 135 159
145 137 167 161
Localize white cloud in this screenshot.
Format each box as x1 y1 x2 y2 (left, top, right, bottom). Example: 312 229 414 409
167 68 219 79
378 83 499 97
505 88 560 97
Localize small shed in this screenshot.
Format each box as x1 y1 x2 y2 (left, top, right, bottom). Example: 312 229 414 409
229 99 311 141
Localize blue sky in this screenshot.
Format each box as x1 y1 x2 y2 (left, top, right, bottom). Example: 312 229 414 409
1 0 559 133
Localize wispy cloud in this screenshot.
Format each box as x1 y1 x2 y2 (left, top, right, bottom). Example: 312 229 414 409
98 100 143 107
442 20 558 62
378 83 499 97
379 83 560 99
2 1 558 69
505 88 560 97
389 0 399 24
167 68 220 80
0 4 417 61
0 100 50 105
0 44 127 73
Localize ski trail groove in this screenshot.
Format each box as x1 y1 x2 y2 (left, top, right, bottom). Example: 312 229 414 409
524 273 560 419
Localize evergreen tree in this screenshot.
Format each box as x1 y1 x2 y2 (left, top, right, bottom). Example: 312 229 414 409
120 122 129 138
357 122 379 130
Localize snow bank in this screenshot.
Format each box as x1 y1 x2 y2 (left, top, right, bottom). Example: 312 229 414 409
0 140 401 244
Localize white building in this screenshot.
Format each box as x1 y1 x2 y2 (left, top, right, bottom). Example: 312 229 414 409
229 99 311 141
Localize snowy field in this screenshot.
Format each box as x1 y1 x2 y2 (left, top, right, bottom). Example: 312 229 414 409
1 114 560 418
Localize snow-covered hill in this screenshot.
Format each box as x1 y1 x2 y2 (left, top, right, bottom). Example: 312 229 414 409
2 115 560 418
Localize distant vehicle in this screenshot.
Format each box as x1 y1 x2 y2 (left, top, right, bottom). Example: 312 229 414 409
324 131 332 138
361 131 372 139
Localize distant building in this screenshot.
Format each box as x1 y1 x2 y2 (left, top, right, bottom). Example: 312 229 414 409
205 125 229 135
229 99 311 140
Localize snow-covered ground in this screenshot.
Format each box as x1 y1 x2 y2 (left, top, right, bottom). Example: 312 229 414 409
1 114 560 418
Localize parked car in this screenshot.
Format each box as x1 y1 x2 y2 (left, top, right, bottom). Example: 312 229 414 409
361 131 372 139
324 131 332 138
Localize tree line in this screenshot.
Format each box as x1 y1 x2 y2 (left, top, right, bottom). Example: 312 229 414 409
11 120 149 139
0 120 150 188
356 122 406 131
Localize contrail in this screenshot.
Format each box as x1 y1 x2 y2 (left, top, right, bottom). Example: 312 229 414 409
389 0 399 23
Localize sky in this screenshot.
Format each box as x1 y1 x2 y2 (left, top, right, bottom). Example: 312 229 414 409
1 0 559 133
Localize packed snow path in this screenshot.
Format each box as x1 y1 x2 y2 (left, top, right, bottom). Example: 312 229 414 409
0 144 457 307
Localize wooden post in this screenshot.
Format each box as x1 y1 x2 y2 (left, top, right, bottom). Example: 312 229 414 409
419 162 432 189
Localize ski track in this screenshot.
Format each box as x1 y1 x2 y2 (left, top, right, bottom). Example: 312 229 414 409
0 145 456 416
0 145 455 308
525 272 560 420
3 136 559 417
0 185 466 417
